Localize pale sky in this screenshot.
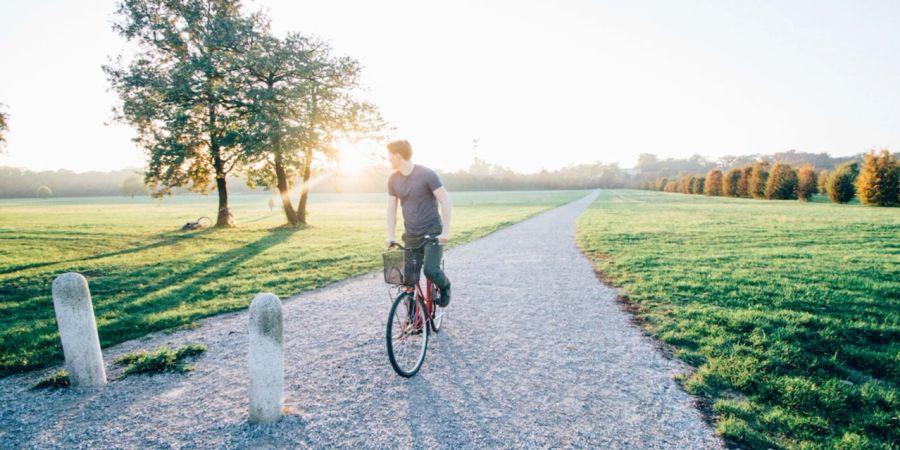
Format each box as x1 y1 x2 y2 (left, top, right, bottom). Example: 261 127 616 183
1 0 899 174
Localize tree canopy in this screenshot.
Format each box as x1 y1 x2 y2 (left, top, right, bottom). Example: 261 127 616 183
240 31 384 225
856 150 899 206
105 0 259 227
106 0 384 227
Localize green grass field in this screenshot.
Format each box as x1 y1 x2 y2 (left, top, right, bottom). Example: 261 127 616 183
577 190 899 449
0 190 586 376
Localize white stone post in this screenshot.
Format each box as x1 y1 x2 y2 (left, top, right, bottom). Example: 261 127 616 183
249 293 284 424
51 272 107 388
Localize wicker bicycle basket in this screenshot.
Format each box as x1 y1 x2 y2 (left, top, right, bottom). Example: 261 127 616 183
383 247 421 286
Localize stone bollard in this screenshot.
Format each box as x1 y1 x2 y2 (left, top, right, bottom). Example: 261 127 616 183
51 272 107 388
248 293 284 424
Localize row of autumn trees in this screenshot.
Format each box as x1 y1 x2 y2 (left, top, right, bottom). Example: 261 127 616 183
104 0 383 227
643 150 900 206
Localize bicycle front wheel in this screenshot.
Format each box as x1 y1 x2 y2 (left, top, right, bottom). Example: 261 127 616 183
430 283 445 333
386 292 428 377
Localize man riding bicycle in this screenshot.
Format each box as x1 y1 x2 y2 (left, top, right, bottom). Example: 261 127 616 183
385 140 452 307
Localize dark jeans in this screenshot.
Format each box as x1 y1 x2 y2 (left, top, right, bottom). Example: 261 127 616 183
403 227 450 290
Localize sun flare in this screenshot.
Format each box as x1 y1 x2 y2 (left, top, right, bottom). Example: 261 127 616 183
336 141 380 175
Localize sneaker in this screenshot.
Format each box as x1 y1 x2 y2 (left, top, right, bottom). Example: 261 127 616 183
437 284 451 307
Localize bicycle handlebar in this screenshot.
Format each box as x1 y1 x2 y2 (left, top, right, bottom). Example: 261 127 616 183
386 235 438 251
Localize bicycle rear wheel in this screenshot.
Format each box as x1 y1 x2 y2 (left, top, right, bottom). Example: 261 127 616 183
386 292 428 377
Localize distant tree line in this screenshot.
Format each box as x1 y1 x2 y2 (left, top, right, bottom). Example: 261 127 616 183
4 149 896 201
0 160 627 198
0 167 139 198
440 158 628 191
631 150 861 188
0 167 262 199
641 150 899 207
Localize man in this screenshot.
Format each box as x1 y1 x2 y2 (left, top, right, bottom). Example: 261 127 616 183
385 140 452 307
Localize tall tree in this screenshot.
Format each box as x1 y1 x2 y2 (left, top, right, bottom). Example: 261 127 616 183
105 0 258 227
241 33 383 225
828 162 859 204
705 169 723 196
241 31 307 225
678 176 692 194
856 150 899 206
737 165 753 198
796 164 818 201
765 162 799 200
817 169 830 197
291 40 384 224
749 161 770 199
722 168 742 197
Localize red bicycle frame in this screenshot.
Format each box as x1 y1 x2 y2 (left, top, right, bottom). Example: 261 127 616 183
404 277 436 324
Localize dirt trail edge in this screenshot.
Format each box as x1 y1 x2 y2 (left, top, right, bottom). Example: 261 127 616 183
0 191 723 449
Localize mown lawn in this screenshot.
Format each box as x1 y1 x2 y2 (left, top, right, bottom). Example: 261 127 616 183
0 190 586 376
577 190 899 449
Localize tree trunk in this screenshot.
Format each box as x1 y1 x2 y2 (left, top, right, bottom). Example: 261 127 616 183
274 153 300 225
296 148 312 224
215 176 234 227
211 141 234 228
209 99 234 228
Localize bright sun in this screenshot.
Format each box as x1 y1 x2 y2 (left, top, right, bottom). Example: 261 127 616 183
336 141 378 175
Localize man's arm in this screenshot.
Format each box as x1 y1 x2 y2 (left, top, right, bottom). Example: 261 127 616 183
386 195 399 247
433 186 452 244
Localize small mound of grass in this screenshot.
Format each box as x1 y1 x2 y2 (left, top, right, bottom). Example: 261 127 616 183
31 370 70 390
116 343 207 377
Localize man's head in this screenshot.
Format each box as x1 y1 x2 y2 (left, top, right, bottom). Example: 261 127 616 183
387 140 412 170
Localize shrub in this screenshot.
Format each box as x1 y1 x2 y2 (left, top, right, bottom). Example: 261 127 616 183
31 370 70 390
664 180 678 192
35 185 53 198
796 165 818 201
749 161 770 199
723 168 742 197
765 162 798 200
116 343 207 377
737 166 753 198
679 176 693 194
705 169 724 196
655 177 669 191
856 150 899 206
828 162 860 204
693 177 705 195
817 170 830 197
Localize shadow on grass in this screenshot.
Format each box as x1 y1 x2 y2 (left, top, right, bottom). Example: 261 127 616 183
96 227 300 347
0 227 299 377
0 229 215 276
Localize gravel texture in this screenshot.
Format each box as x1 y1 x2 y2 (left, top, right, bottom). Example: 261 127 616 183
0 191 723 449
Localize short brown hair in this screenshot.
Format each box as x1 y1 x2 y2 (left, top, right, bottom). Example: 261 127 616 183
387 140 412 160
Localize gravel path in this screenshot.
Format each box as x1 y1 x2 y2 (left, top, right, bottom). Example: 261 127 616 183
0 191 723 449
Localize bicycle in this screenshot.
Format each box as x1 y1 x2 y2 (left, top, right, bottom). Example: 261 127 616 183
383 235 447 377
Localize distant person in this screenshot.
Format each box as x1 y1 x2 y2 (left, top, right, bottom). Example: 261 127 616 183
385 140 452 306
268 197 275 212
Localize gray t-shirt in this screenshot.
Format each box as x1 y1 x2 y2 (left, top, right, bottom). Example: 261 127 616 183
388 165 443 236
